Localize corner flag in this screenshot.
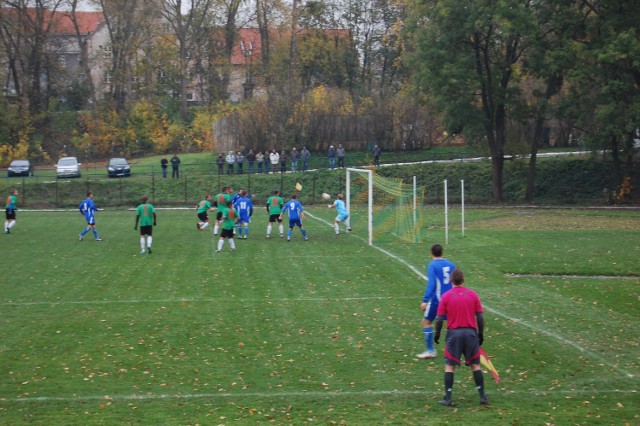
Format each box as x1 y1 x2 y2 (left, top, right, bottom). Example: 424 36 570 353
479 347 501 383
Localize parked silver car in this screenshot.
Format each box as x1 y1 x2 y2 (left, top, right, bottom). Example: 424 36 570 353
56 157 81 178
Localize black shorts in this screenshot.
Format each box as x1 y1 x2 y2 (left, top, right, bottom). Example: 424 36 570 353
140 225 153 236
269 214 282 223
198 212 209 222
216 211 223 221
444 328 481 366
220 228 234 238
6 208 16 220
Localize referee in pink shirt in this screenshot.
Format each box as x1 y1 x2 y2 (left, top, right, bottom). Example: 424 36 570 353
434 268 489 407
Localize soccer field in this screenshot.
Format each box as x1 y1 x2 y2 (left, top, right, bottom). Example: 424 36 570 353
0 207 638 425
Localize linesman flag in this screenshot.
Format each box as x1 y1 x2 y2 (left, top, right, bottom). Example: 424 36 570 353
295 182 303 191
479 347 501 384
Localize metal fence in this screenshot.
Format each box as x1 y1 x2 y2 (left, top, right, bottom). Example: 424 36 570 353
0 169 345 209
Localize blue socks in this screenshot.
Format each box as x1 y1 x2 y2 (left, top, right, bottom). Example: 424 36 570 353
424 327 434 351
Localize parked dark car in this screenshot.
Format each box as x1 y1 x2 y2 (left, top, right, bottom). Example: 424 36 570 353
107 158 131 177
7 160 34 177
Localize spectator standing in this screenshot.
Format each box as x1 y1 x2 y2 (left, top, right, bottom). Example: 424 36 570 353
236 151 245 174
337 144 346 168
269 149 280 173
246 149 256 174
372 145 382 167
256 151 265 173
434 268 488 407
171 154 181 178
216 153 225 175
328 145 336 169
300 146 311 171
290 147 299 172
134 195 156 255
4 189 18 234
160 157 168 178
280 150 287 173
226 151 236 174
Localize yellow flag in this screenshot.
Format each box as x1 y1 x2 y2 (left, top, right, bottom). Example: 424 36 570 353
479 347 501 383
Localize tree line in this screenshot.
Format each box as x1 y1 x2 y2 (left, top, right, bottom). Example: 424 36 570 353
0 0 638 202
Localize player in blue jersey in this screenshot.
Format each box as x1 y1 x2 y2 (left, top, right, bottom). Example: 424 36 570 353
78 192 103 241
328 193 351 234
417 243 455 359
279 194 308 241
233 189 253 239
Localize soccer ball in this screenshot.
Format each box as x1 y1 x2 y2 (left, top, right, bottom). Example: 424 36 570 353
322 193 331 200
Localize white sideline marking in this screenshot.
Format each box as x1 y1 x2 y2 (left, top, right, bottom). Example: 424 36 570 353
3 388 637 404
1 296 413 307
306 212 636 379
506 273 639 280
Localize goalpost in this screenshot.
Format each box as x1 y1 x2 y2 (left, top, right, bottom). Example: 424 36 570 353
346 168 374 245
346 168 425 246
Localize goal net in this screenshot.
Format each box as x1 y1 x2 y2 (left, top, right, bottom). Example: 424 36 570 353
346 168 426 245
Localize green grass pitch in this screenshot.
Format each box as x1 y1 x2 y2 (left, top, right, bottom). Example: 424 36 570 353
0 207 638 424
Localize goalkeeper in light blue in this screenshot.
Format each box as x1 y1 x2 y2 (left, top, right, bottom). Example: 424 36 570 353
279 194 308 241
328 193 351 234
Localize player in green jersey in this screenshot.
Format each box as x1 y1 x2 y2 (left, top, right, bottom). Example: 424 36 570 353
196 195 214 230
265 190 284 238
4 188 18 234
216 200 237 252
134 195 157 254
213 186 233 235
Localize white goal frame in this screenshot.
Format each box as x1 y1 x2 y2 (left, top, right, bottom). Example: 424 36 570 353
347 169 464 246
346 168 373 245
346 168 420 246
